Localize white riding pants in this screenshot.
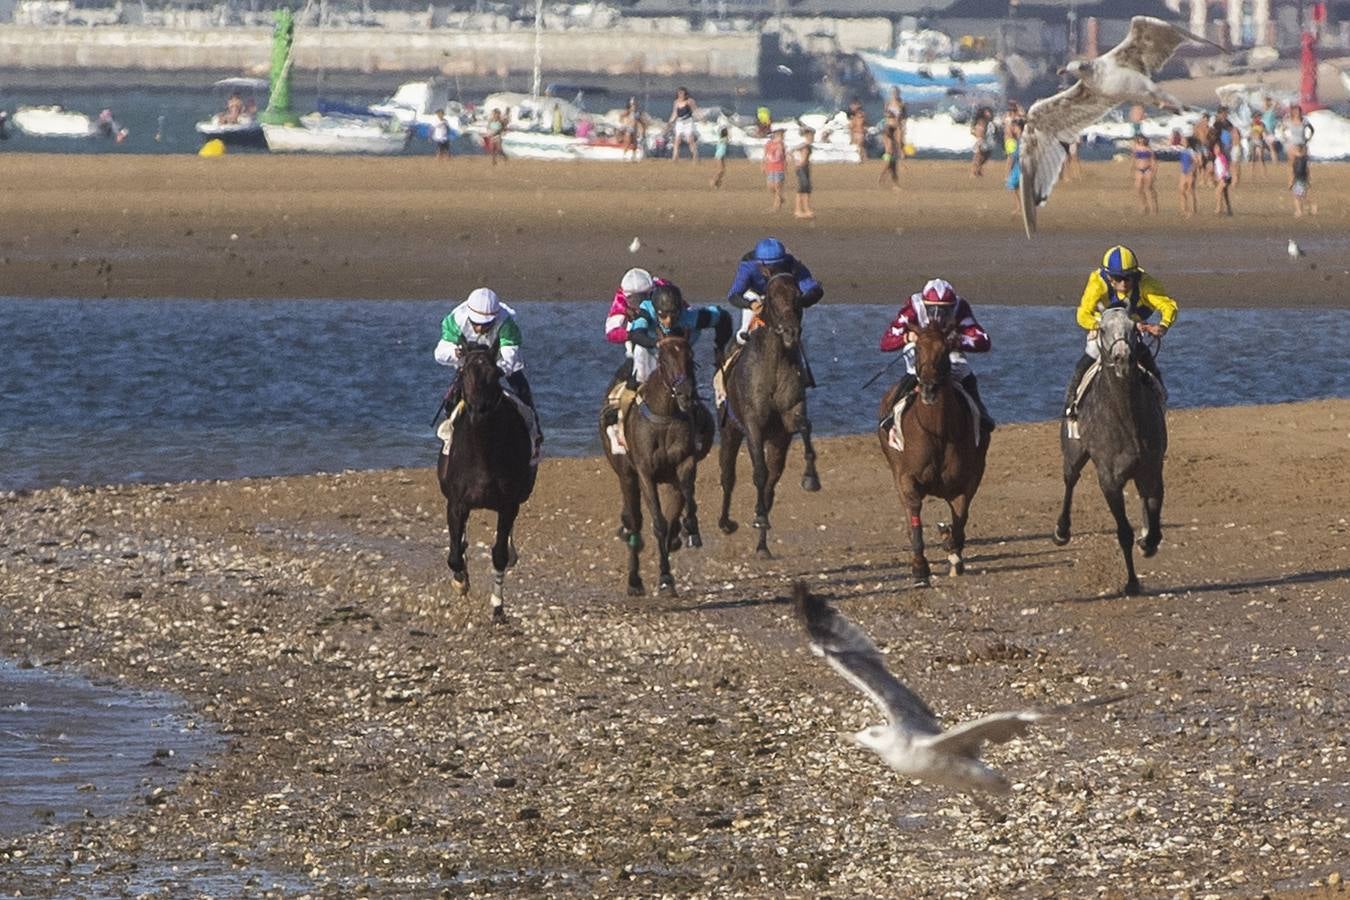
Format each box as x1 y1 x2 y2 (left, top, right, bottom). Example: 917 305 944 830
633 344 658 383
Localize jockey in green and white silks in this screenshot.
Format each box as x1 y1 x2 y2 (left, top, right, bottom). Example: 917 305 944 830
434 287 534 408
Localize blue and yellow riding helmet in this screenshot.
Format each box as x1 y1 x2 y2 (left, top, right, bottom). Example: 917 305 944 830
1100 245 1141 281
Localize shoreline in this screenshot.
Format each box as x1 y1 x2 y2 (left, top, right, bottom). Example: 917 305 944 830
1 398 1348 894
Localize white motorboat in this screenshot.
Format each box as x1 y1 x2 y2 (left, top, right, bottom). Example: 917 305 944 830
497 130 634 161
195 77 269 148
857 30 1001 104
368 79 464 140
12 105 96 138
262 113 410 154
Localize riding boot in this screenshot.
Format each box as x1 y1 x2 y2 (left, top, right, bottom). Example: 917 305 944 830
796 345 816 389
1064 354 1095 419
506 371 544 449
1138 347 1168 405
960 373 996 431
880 374 918 431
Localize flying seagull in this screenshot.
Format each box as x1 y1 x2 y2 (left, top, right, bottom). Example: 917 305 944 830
795 583 1126 796
1018 16 1222 237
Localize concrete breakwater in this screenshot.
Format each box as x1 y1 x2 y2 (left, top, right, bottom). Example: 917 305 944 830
0 24 758 78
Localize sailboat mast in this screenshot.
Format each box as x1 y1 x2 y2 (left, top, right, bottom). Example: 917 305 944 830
531 0 543 101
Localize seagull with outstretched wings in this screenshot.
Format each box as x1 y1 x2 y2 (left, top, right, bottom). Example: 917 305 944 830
1019 15 1222 237
795 582 1126 796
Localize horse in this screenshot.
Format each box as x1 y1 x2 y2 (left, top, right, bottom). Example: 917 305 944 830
601 333 714 596
876 320 991 586
717 272 821 559
1052 306 1167 596
436 341 536 621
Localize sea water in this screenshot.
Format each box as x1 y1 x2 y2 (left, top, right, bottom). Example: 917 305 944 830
0 298 1346 491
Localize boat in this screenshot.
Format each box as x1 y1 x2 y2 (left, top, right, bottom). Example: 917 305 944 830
497 130 633 161
856 29 1001 105
366 79 464 140
262 113 410 154
195 77 269 148
12 105 102 138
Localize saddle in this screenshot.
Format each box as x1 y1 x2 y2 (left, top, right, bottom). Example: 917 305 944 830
881 383 983 452
1068 361 1168 440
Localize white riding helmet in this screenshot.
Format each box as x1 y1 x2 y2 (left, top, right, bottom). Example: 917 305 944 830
621 268 654 297
465 287 501 324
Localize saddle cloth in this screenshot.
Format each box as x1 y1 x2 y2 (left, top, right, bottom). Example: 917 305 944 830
883 383 983 452
438 392 542 466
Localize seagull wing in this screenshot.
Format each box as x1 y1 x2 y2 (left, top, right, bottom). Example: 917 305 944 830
922 694 1130 758
1106 16 1219 76
794 583 942 737
1019 81 1115 236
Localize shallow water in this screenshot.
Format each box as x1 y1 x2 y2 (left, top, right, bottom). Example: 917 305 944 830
0 660 216 835
0 298 1346 491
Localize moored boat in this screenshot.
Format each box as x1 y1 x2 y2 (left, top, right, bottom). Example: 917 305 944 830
262 113 410 154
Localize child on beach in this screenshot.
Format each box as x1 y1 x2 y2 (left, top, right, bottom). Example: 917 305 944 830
1212 140 1233 216
1132 134 1158 215
763 128 786 212
432 110 451 161
1291 153 1316 217
710 126 729 189
1178 136 1199 218
970 107 993 177
1004 117 1023 212
793 127 815 219
486 108 507 166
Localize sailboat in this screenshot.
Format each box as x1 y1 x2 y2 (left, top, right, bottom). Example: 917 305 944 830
260 8 410 155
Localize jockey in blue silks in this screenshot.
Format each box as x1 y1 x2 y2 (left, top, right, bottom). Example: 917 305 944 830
724 237 824 386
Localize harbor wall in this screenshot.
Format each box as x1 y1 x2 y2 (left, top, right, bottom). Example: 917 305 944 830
0 25 759 78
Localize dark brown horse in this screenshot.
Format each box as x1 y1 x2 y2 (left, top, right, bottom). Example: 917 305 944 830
717 272 821 559
602 334 714 596
1053 307 1167 596
877 321 991 586
437 342 536 621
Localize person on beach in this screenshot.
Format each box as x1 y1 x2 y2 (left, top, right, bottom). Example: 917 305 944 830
1262 97 1282 160
884 87 907 161
435 287 540 450
486 108 507 165
1212 139 1233 216
619 97 642 161
1004 117 1024 212
970 107 993 177
763 127 787 212
1284 104 1316 216
724 237 824 387
432 110 452 161
1247 111 1269 175
1212 106 1241 186
1132 134 1159 215
879 112 901 190
710 126 729 189
1192 113 1213 183
669 87 699 163
793 126 815 219
1178 136 1200 218
847 97 867 163
879 277 995 431
1063 246 1176 425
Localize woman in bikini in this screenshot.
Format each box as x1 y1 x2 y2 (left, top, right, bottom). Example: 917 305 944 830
1132 134 1159 215
669 87 699 163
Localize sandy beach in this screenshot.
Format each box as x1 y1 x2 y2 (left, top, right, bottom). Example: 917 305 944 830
2 153 1348 307
1 150 1349 896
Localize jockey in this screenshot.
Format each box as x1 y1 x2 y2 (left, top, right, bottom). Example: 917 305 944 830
606 267 667 380
724 236 823 387
434 287 541 449
1064 245 1176 420
879 277 994 430
627 282 732 385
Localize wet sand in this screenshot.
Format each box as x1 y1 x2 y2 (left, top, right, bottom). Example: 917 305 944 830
2 153 1348 307
1 400 1348 895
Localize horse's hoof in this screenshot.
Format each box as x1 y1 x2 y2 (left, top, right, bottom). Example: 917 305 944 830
1051 527 1071 546
658 579 677 596
755 546 773 561
627 581 644 597
801 474 821 493
490 602 506 623
1138 538 1161 558
948 555 964 576
1123 579 1142 596
686 533 702 549
718 518 738 535
912 576 931 588
453 573 470 596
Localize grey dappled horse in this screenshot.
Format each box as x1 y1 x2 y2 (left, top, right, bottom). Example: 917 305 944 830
717 272 821 559
1053 307 1167 596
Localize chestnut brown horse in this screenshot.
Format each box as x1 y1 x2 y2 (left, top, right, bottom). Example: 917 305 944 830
601 334 714 596
877 320 991 586
437 342 536 621
717 272 821 559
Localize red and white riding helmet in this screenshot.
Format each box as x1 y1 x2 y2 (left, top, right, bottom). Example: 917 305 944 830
921 278 957 306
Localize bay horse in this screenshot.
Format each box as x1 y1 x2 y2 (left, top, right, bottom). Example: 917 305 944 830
717 272 821 559
601 333 713 596
436 341 536 621
876 320 991 586
1053 307 1166 596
